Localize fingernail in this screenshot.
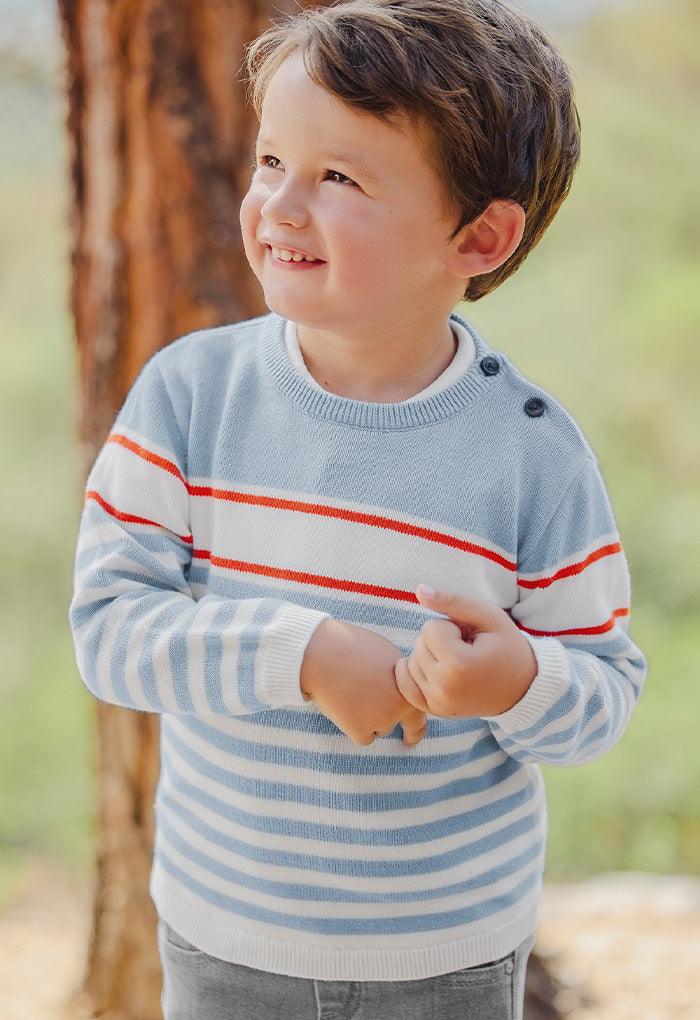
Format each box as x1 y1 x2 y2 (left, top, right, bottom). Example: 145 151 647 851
417 584 437 598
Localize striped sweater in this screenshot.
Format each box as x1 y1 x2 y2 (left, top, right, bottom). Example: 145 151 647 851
70 311 645 981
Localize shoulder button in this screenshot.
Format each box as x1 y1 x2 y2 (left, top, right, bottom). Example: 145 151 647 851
524 397 546 418
480 356 500 376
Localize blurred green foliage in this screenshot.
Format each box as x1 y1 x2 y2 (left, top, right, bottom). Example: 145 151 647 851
0 70 93 904
0 0 698 904
467 0 700 877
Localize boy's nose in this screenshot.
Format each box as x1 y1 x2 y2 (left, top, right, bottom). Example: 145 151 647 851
261 180 309 229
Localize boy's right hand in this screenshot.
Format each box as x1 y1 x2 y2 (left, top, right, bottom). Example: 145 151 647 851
300 618 427 747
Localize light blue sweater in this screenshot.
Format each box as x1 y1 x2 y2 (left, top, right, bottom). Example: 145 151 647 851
70 312 645 981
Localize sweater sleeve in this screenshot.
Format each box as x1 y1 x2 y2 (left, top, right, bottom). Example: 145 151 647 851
485 456 646 765
69 355 329 717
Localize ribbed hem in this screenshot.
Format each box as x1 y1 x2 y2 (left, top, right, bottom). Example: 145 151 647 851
152 869 540 982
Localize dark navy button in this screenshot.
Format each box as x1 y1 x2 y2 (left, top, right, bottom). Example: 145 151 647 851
524 397 545 418
480 356 500 376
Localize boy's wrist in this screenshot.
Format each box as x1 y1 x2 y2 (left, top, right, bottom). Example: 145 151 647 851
299 617 334 703
484 635 564 728
299 617 401 700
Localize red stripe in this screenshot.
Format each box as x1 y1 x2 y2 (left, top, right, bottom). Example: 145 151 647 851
108 433 515 570
519 542 623 590
87 483 629 624
86 491 193 544
107 434 187 485
520 606 629 638
187 485 516 571
111 434 628 591
192 549 418 603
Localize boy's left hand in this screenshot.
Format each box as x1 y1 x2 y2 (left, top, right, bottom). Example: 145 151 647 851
395 585 538 719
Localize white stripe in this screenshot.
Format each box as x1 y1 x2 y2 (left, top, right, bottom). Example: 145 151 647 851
515 551 629 634
157 824 541 924
160 791 542 896
167 716 496 791
184 598 230 714
518 532 621 585
159 746 535 852
190 495 516 603
122 595 181 708
192 713 494 758
91 438 190 536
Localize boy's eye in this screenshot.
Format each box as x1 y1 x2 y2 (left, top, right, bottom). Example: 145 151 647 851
259 154 282 170
324 169 357 186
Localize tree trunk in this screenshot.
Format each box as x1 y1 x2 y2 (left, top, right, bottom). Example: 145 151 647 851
58 1 270 1015
58 1 566 1017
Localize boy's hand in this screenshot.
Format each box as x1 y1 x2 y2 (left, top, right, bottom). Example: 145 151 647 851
395 585 537 718
300 618 427 746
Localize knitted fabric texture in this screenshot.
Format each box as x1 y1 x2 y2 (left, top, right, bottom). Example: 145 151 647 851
70 312 645 981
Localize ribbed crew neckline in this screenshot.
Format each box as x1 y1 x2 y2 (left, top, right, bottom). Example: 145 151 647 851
262 313 501 431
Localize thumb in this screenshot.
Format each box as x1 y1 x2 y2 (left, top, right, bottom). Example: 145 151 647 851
415 584 502 638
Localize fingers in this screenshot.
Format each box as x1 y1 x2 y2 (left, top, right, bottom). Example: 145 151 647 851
416 617 464 666
345 706 427 747
395 655 431 712
400 708 428 747
415 583 503 638
404 584 538 718
344 726 377 747
391 660 427 744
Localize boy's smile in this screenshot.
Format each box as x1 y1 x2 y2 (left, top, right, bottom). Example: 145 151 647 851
269 247 319 264
240 54 469 390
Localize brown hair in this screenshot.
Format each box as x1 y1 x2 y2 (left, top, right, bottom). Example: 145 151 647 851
247 0 580 301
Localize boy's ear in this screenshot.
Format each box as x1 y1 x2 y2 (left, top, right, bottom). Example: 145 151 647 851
448 200 525 280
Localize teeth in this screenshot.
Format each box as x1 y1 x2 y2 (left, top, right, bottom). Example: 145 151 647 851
271 247 316 263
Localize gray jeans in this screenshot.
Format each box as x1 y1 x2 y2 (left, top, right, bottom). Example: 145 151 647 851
158 922 533 1020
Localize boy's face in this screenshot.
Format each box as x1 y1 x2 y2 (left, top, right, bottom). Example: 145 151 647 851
240 55 467 341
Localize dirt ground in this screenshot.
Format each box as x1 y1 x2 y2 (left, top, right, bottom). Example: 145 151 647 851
1 869 699 1019
537 874 700 1019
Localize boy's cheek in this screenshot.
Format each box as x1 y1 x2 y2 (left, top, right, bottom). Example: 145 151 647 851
239 187 262 237
239 196 263 270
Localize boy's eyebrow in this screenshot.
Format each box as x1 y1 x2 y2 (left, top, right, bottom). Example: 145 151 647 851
323 151 382 183
255 134 381 182
326 155 385 187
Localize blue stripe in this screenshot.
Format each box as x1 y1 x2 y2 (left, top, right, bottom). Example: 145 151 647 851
163 725 521 814
159 809 543 904
163 726 516 795
236 600 284 712
168 627 196 714
496 680 626 751
166 738 520 816
532 721 620 765
158 853 541 935
135 600 171 713
74 520 190 561
187 601 229 715
159 756 535 847
80 609 111 699
174 714 494 775
188 569 431 644
158 787 541 879
69 592 108 635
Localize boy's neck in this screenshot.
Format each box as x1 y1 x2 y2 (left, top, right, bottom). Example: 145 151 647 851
295 320 458 403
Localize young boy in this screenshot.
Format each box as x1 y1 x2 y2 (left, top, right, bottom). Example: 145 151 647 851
70 1 646 1017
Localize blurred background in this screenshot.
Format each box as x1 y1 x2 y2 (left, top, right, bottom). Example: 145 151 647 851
0 0 698 916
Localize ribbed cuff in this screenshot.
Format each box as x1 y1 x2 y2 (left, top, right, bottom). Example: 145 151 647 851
258 604 330 708
483 635 568 735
